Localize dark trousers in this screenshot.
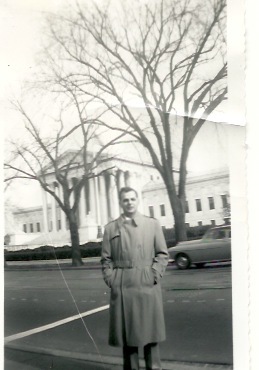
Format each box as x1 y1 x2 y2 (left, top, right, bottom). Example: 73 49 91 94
123 343 162 370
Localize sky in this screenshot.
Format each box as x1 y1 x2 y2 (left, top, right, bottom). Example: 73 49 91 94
1 0 245 209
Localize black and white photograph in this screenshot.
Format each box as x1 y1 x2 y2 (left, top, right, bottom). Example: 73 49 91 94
2 0 254 369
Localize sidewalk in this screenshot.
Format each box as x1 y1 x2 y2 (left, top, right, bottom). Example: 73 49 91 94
5 347 121 370
4 258 233 370
5 346 233 370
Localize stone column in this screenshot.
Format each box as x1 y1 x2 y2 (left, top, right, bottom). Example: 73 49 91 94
80 181 87 227
99 175 108 225
95 176 103 238
117 169 126 190
46 191 51 231
89 178 96 221
51 183 58 232
108 172 120 219
41 187 49 233
125 170 132 186
94 177 101 224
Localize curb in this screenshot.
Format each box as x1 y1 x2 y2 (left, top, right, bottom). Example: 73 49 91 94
5 342 233 370
4 258 102 271
4 265 101 271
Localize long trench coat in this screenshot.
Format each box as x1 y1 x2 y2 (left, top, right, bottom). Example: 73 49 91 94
101 212 168 347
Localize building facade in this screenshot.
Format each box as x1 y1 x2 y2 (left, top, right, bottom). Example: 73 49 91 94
6 156 161 249
142 168 230 229
6 159 230 249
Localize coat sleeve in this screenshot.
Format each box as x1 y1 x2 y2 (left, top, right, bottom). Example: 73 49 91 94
152 219 169 283
100 226 114 287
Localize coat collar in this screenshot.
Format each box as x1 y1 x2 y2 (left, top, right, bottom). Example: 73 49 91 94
117 211 143 229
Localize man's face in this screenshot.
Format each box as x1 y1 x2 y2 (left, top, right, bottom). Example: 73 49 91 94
120 190 139 217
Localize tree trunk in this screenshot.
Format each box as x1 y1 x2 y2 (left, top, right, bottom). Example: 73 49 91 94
67 213 84 267
166 183 187 242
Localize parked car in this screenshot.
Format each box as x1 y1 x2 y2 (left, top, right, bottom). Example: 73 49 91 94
168 225 231 269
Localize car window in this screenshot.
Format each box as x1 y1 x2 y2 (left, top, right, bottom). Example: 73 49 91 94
217 230 225 239
203 230 215 240
203 228 230 240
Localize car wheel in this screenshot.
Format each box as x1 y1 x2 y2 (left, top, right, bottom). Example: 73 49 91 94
195 263 205 269
175 254 191 270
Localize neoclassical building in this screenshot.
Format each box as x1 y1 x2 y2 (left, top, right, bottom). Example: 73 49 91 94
7 153 161 249
6 152 229 250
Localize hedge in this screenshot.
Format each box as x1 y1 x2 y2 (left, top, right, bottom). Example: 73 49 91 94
5 225 213 261
4 241 102 261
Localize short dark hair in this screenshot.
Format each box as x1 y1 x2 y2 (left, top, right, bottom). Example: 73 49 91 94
119 187 138 200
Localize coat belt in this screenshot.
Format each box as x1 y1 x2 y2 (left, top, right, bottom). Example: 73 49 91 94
113 260 153 268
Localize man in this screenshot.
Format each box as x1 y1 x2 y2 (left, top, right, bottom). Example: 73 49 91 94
101 186 168 370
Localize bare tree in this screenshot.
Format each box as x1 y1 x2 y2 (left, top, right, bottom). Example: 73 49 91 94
41 0 227 241
4 93 125 266
221 192 231 224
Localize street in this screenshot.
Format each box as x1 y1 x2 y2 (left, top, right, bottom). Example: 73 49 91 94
4 262 233 367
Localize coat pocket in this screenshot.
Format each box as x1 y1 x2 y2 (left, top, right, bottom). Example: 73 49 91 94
109 233 121 251
142 267 155 287
109 233 120 241
108 269 117 288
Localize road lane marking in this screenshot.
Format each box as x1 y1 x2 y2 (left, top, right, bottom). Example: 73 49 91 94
216 298 225 301
182 300 190 303
4 304 109 344
167 300 175 303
